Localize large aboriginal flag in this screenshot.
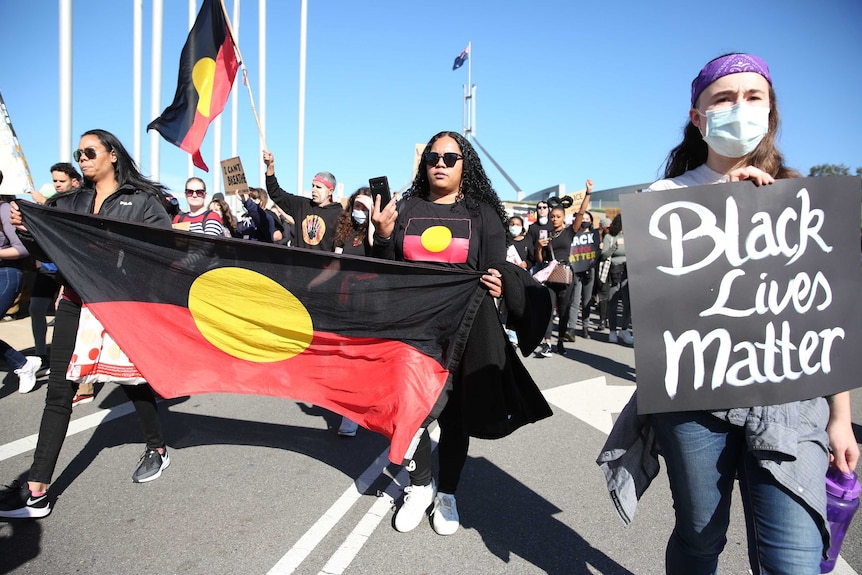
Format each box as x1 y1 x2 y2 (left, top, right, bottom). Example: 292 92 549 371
147 0 239 171
19 202 487 463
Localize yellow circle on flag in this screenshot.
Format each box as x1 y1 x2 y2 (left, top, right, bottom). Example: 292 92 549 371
420 226 453 253
192 57 217 117
188 268 314 362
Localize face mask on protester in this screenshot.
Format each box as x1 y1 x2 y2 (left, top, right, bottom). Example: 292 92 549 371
538 216 548 226
509 225 523 236
352 209 368 225
697 102 769 158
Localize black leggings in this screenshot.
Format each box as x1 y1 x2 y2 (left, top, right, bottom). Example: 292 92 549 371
29 298 165 484
407 385 469 494
544 282 573 341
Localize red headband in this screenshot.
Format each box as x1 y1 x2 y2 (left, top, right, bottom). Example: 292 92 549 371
312 176 334 191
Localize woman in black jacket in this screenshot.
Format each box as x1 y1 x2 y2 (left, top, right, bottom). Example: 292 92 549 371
0 129 174 520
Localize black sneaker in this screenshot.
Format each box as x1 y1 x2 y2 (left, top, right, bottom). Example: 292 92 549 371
540 343 553 358
0 480 51 519
132 447 171 483
562 329 577 342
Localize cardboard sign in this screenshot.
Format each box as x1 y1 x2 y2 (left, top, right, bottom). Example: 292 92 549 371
220 156 249 196
621 177 862 414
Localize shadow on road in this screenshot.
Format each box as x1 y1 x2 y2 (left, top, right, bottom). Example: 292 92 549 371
0 517 42 574
558 346 636 383
459 456 635 575
43 389 389 505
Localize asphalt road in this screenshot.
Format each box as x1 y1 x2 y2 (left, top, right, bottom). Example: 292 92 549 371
1 316 860 575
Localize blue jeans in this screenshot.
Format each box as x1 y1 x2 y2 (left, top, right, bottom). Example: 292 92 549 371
567 269 595 331
652 411 822 575
0 266 26 370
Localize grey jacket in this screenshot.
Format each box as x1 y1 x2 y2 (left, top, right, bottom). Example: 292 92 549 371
596 393 831 550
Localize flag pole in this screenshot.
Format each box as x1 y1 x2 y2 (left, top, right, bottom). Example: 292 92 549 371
150 0 163 179
258 0 267 187
218 0 267 150
187 0 195 180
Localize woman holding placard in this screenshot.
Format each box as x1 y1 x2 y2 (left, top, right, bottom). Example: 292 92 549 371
645 54 858 574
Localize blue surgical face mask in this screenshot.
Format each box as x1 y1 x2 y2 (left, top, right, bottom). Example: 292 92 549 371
697 102 769 158
509 225 523 236
352 209 368 225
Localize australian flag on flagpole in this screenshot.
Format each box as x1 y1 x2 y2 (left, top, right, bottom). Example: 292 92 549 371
452 43 469 71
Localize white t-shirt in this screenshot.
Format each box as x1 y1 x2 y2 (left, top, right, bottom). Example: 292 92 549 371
647 164 727 191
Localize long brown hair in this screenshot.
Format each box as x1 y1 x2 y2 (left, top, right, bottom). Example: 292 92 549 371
334 187 371 247
209 198 237 235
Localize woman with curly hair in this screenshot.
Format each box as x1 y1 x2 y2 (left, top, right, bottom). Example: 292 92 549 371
372 130 507 536
334 187 374 257
327 186 376 438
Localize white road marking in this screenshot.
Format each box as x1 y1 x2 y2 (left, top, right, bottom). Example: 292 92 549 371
543 376 635 434
268 426 440 575
0 402 137 462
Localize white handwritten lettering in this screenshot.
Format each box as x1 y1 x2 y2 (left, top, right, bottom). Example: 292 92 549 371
650 188 832 276
701 270 833 318
663 323 844 399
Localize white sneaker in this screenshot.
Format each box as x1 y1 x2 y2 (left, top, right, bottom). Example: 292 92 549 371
620 329 634 345
338 417 359 437
15 356 42 394
394 481 435 533
431 492 459 536
608 331 618 344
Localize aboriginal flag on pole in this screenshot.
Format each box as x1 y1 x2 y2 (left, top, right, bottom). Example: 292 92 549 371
147 0 239 172
18 202 486 463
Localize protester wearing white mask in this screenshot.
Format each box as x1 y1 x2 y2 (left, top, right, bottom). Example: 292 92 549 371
640 53 859 575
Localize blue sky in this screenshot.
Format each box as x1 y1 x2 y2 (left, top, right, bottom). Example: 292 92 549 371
1 0 860 204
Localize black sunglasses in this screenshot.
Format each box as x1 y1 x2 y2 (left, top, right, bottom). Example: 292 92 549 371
185 189 206 197
73 147 107 163
423 152 463 168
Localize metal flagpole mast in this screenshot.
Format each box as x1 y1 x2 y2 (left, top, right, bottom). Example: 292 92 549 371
462 41 473 139
150 0 163 179
258 0 267 188
58 0 72 162
470 45 476 139
133 0 142 166
187 0 195 180
230 0 240 159
297 0 308 197
468 41 474 138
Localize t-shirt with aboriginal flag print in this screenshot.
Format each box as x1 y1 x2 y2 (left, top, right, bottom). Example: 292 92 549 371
378 197 507 272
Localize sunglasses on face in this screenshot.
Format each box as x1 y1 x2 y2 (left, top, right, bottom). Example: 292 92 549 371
537 205 549 210
73 147 107 163
423 151 463 168
185 189 206 197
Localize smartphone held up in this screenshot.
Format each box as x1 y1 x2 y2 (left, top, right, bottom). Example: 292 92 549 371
368 176 391 207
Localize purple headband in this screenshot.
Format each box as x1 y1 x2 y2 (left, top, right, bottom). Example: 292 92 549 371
690 54 772 108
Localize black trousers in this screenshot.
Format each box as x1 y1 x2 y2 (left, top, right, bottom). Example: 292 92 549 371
29 298 165 484
407 383 469 494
